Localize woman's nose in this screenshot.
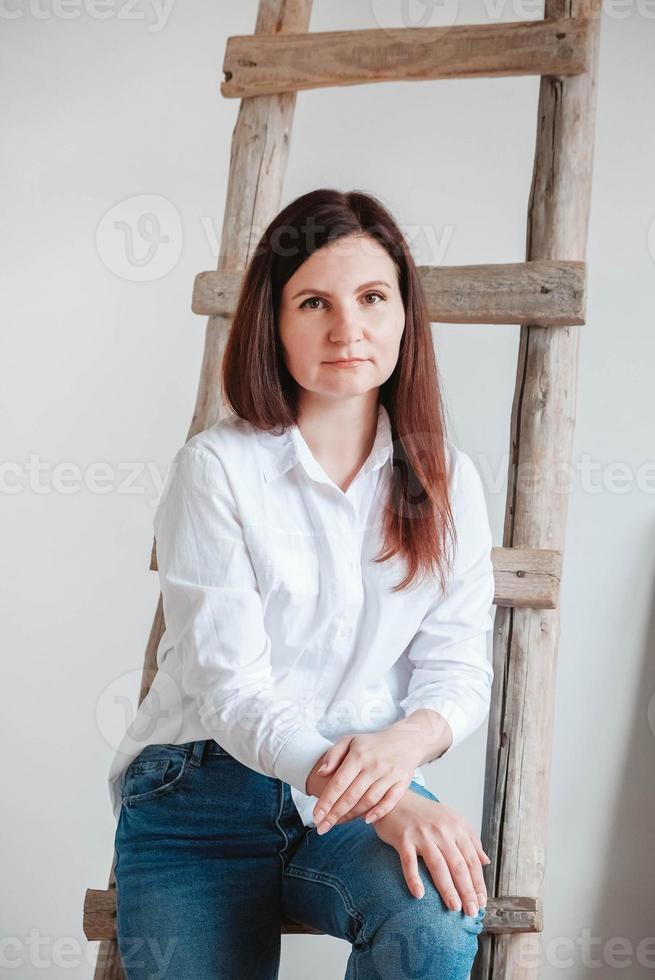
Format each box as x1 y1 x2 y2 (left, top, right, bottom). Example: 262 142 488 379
329 318 363 344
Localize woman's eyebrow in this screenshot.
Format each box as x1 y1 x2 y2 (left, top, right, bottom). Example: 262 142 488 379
290 280 393 300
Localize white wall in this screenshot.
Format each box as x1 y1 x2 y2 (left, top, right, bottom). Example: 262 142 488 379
2 1 654 977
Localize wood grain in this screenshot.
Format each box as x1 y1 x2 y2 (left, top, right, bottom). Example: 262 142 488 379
222 18 591 98
473 2 602 978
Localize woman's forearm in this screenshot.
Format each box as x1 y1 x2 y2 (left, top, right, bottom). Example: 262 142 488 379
305 708 453 799
388 708 454 766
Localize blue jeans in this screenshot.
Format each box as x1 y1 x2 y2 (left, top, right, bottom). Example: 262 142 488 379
114 739 486 979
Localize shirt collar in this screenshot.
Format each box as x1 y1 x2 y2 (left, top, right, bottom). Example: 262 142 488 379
257 401 393 486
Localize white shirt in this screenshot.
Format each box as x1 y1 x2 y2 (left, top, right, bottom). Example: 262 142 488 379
107 402 496 828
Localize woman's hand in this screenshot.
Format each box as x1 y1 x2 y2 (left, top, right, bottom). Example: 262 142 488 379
372 791 491 915
310 728 424 834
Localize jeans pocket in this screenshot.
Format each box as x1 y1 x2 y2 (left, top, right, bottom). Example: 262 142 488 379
121 743 190 808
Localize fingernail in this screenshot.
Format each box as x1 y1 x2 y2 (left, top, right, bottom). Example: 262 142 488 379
316 821 330 835
314 809 325 823
477 893 486 907
465 902 478 916
318 762 327 771
416 885 424 899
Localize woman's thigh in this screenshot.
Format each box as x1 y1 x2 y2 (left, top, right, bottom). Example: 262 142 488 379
281 780 486 980
113 741 286 980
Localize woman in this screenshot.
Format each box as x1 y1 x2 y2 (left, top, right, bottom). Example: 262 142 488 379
111 188 495 979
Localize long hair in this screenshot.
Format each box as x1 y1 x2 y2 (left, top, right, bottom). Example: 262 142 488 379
221 188 456 595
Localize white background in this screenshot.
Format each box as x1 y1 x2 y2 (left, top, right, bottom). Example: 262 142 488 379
2 1 654 977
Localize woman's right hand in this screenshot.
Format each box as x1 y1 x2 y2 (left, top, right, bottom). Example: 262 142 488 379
372 791 491 916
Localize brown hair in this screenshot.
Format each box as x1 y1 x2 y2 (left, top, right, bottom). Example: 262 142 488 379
221 188 456 594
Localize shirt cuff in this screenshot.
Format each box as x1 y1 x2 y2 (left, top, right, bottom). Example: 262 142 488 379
273 726 335 794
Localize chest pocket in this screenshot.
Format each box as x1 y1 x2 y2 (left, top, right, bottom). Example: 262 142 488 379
267 542 320 596
251 528 320 598
247 526 321 597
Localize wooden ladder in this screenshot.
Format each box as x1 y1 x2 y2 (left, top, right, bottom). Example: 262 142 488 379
84 2 602 976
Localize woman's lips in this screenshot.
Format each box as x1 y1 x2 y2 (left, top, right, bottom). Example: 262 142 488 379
325 359 368 368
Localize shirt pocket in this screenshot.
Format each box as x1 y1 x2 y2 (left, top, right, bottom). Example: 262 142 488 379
268 542 320 596
246 526 321 598
257 532 320 597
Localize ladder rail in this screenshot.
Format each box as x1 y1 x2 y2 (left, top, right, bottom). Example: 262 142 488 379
91 2 315 976
474 1 603 978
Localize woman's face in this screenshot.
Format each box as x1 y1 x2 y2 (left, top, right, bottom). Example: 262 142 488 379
278 233 405 405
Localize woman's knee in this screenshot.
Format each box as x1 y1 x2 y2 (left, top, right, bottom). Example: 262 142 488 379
365 890 486 979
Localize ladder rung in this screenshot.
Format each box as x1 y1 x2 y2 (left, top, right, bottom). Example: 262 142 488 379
492 546 561 609
83 887 542 940
150 544 561 611
192 260 586 328
221 18 590 99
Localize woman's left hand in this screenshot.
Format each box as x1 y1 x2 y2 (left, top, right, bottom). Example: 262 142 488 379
311 728 423 834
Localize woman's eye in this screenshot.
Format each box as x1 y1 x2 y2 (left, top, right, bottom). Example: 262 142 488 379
299 292 386 310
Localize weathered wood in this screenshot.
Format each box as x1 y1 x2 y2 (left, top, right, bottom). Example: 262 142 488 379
150 544 561 610
192 260 587 326
90 870 120 980
84 888 542 941
84 887 116 941
491 547 561 609
222 18 591 98
418 260 586 326
473 2 602 979
91 3 315 977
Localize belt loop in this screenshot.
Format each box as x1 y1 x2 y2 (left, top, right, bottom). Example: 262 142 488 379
190 739 209 767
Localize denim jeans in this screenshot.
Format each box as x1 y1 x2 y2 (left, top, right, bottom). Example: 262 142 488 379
114 739 486 979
